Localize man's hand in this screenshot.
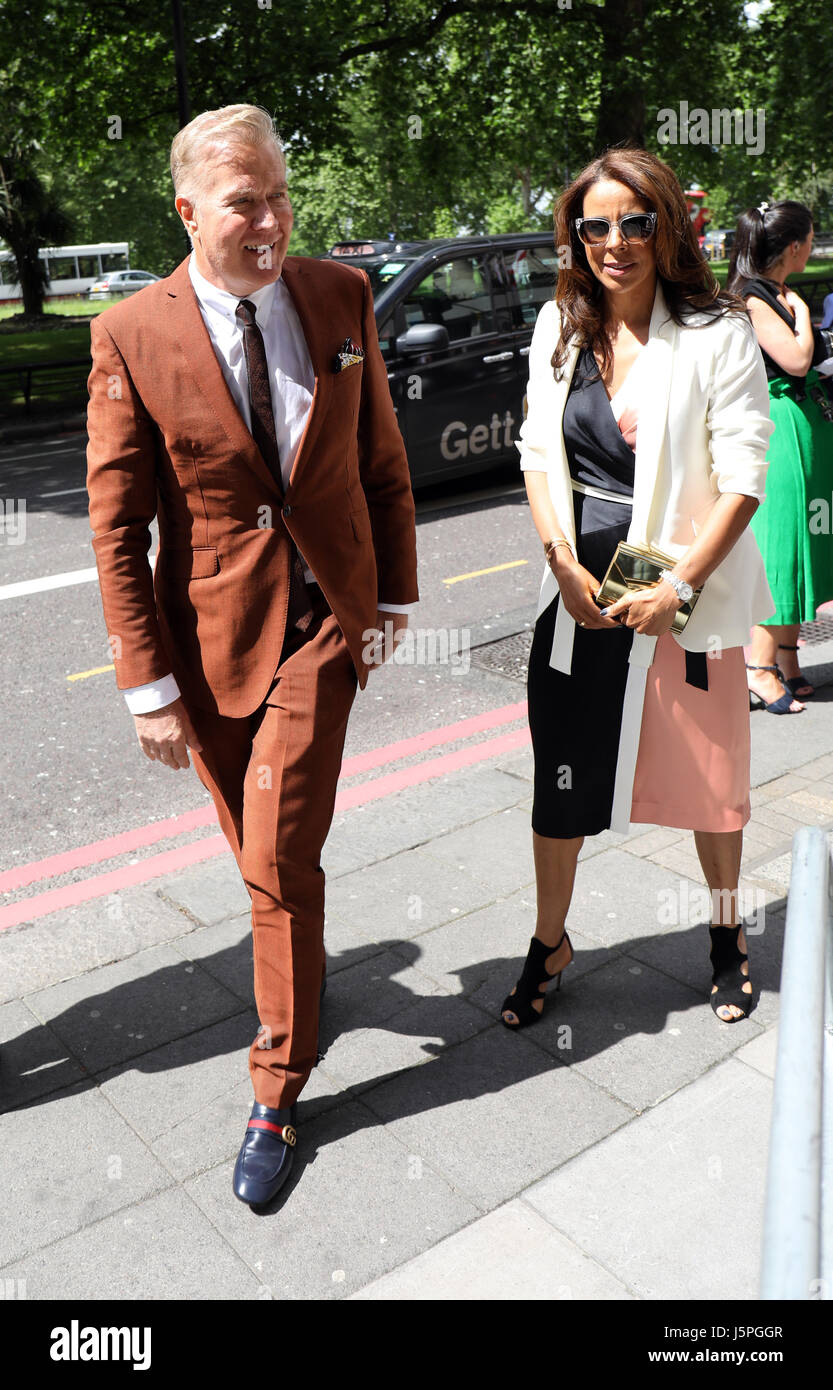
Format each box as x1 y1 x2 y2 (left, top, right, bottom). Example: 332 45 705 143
364 610 410 671
134 697 202 770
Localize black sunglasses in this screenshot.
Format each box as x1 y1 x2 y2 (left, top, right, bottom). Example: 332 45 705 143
574 211 658 245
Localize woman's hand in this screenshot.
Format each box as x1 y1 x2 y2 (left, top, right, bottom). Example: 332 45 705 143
551 551 620 629
602 580 682 636
784 289 811 325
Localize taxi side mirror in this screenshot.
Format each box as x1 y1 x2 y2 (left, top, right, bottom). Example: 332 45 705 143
395 323 450 355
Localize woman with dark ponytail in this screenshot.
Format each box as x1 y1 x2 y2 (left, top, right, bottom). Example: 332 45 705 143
728 201 833 711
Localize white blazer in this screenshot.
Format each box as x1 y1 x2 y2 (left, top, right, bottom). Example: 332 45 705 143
518 280 776 671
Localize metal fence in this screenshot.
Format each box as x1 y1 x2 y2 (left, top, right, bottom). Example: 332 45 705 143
760 825 833 1299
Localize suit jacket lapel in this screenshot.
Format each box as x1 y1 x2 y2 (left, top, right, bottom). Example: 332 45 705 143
628 280 676 546
163 259 281 498
280 258 333 491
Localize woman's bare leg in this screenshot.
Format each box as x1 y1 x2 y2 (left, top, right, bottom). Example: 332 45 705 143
501 832 582 1023
694 828 751 1020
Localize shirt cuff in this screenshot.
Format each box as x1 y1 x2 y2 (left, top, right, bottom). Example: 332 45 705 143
123 673 182 714
377 601 418 614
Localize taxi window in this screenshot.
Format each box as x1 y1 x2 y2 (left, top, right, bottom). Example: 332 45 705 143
504 246 559 324
402 256 495 341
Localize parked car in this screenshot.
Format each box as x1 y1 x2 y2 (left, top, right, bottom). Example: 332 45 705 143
324 233 561 486
87 269 160 300
702 228 735 261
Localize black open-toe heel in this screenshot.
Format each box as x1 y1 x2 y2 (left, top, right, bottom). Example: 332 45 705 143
709 925 753 1022
501 931 573 1028
745 663 803 714
777 644 814 698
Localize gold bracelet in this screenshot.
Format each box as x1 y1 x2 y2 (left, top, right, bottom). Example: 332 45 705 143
544 538 574 561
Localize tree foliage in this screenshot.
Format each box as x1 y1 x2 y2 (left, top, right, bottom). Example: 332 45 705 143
0 0 831 281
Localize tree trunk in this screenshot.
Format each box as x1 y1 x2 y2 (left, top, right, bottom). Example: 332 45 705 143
593 0 646 153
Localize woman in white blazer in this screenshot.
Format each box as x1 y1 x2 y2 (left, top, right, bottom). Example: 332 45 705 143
500 148 775 1031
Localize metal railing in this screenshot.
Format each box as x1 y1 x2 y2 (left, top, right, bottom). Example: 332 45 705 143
760 825 833 1299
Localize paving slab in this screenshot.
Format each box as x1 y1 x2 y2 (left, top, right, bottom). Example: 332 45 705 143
389 889 614 1021
148 1066 347 1184
360 1025 633 1209
315 994 492 1096
420 806 537 895
326 766 529 872
316 946 450 1041
624 908 786 1031
0 1083 171 1265
522 952 766 1111
351 1199 634 1300
733 1023 778 1081
166 910 373 1003
0 1187 262 1300
25 943 244 1073
524 1057 773 1300
563 848 701 949
156 853 250 925
0 884 202 1004
324 846 501 944
184 1099 482 1300
0 998 86 1109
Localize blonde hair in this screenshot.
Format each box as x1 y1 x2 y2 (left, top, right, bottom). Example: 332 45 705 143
170 104 284 204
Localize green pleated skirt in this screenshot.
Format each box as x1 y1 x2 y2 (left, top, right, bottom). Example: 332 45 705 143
751 369 833 625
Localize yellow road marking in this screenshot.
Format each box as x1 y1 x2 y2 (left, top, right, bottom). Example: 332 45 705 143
67 664 114 682
443 560 529 585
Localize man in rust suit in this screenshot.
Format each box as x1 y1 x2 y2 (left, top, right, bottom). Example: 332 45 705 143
86 105 418 1206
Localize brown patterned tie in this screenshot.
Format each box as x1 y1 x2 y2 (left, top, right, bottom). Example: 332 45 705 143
235 298 313 632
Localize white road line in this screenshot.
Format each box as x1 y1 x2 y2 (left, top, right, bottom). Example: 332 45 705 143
0 444 85 464
39 486 88 497
0 556 157 602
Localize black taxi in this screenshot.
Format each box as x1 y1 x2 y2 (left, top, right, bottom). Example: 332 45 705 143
325 234 561 486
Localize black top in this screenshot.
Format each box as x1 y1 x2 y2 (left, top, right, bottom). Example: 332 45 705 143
563 344 636 495
560 343 635 582
738 275 805 385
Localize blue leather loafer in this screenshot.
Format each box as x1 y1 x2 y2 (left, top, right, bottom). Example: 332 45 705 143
233 1102 298 1206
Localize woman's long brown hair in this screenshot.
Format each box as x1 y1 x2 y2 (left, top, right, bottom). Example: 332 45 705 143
551 147 745 380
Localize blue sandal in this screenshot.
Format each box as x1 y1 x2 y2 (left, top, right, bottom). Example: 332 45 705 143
746 663 803 714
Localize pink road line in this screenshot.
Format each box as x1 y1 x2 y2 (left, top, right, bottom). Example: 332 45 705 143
339 699 526 776
1 700 527 894
0 806 218 894
2 725 531 931
335 726 530 810
0 835 229 932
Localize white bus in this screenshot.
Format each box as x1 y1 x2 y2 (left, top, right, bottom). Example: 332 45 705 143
0 242 130 301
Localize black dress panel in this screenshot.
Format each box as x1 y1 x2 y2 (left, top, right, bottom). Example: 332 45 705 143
527 346 636 837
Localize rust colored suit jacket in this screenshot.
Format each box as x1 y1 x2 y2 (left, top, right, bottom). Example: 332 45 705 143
86 256 418 717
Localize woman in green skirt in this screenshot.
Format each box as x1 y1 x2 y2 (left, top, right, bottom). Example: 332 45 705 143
728 200 833 712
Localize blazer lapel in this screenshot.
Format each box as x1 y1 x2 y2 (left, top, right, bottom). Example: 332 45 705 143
628 280 677 546
280 258 333 491
163 259 281 498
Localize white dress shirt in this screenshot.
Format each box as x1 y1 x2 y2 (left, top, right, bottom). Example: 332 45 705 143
122 254 414 715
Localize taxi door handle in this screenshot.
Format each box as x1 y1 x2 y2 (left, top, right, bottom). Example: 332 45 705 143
482 351 514 363
519 346 531 357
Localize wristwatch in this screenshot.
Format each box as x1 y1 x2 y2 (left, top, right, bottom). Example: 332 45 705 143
659 570 695 603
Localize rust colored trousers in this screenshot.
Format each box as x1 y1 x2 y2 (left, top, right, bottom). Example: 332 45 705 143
188 585 358 1109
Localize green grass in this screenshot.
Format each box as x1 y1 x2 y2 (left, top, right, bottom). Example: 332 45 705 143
0 323 92 369
711 257 833 284
0 296 112 322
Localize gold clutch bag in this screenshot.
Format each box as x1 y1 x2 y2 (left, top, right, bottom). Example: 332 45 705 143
594 541 701 634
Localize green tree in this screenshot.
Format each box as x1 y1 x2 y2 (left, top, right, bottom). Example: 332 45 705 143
0 154 72 314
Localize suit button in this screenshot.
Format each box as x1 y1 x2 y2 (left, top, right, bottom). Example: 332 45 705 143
282 504 292 516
